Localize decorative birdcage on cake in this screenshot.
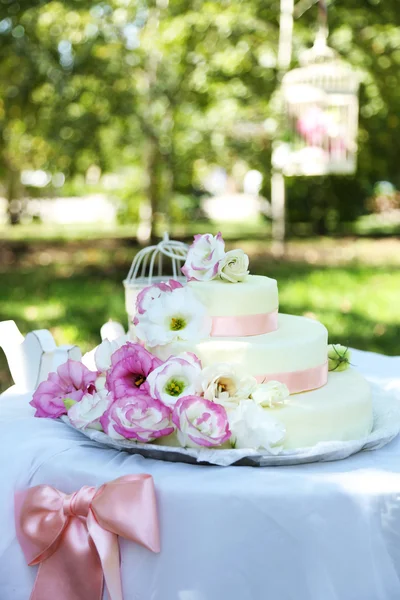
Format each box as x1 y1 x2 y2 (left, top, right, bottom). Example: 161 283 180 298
123 233 188 335
280 32 360 177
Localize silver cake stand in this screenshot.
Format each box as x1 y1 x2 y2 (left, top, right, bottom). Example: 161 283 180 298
61 384 400 467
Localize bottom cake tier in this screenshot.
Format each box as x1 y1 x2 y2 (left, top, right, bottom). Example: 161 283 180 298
155 368 372 451
270 368 372 449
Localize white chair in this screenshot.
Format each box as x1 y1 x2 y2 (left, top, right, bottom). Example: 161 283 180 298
0 320 81 392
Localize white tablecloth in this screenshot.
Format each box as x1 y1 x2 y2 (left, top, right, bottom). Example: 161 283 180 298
1 349 400 600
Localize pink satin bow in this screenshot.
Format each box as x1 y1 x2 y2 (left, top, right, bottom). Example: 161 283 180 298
15 474 160 600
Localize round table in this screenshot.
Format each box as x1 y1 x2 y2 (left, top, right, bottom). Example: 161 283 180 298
1 349 400 600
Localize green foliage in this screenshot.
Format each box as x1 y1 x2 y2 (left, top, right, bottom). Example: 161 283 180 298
0 0 399 231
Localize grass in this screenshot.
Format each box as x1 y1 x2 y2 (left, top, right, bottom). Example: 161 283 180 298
0 224 399 393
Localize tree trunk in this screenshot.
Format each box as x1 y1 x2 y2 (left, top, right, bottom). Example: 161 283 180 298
137 138 161 246
6 169 20 225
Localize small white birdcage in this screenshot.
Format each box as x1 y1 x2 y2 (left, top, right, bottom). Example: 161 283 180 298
123 233 188 334
281 32 360 176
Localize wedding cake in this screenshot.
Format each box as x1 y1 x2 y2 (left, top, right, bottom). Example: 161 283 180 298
135 233 373 450
30 232 373 455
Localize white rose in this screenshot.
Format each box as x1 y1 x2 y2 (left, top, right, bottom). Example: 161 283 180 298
229 400 286 452
219 249 249 283
252 381 290 408
201 363 257 409
67 390 110 430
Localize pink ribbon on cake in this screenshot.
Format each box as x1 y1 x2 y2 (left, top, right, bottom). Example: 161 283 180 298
15 474 160 600
211 309 279 337
256 362 328 394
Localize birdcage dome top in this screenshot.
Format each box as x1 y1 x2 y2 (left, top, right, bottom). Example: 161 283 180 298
124 232 188 290
283 34 359 95
283 61 359 95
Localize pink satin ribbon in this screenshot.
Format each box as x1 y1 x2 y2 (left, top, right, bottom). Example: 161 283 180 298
255 362 328 394
15 474 160 600
211 309 278 337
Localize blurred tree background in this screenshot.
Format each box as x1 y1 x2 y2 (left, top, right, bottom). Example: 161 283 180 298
0 0 399 390
1 0 399 233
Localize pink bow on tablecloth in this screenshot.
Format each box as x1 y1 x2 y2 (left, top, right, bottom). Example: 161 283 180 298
15 474 160 600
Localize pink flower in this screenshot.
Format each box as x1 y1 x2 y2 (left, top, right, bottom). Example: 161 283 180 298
172 395 231 448
181 233 225 282
100 393 174 442
106 342 163 399
136 280 183 315
30 360 97 419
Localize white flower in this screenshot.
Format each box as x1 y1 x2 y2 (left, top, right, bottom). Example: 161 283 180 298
201 363 257 409
67 390 110 431
95 374 107 391
218 249 249 283
94 336 127 372
147 355 202 408
181 232 226 281
252 381 290 408
229 401 286 452
135 286 212 347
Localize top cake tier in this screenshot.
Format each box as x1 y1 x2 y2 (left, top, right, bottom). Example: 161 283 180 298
188 275 278 337
188 275 278 317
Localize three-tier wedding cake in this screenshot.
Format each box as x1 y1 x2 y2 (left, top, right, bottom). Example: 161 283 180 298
30 232 373 454
134 232 373 450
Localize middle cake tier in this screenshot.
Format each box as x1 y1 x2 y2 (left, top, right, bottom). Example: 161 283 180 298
153 313 329 394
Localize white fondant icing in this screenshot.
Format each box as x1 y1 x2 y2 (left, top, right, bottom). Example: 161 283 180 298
153 314 328 379
265 369 372 449
188 274 278 317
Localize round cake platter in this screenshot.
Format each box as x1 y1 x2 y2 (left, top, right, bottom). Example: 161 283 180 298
61 384 400 467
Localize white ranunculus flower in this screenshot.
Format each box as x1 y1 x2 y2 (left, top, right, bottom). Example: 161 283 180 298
219 249 250 283
201 363 257 409
252 381 290 408
229 400 286 452
135 286 212 347
67 389 110 431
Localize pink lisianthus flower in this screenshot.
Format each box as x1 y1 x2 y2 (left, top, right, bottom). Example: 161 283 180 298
172 395 231 448
181 233 225 282
67 389 111 431
100 392 174 442
106 342 163 399
30 360 97 419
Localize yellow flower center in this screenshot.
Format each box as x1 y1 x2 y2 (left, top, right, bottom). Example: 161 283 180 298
170 317 186 331
134 375 145 387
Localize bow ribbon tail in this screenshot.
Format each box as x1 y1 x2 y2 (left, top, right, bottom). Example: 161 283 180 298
88 510 123 600
30 518 104 600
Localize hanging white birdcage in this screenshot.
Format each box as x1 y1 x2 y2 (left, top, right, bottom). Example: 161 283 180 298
123 233 189 333
280 32 360 176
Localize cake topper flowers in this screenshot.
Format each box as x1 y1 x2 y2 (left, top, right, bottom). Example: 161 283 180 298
181 232 225 281
181 233 250 283
218 249 249 283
